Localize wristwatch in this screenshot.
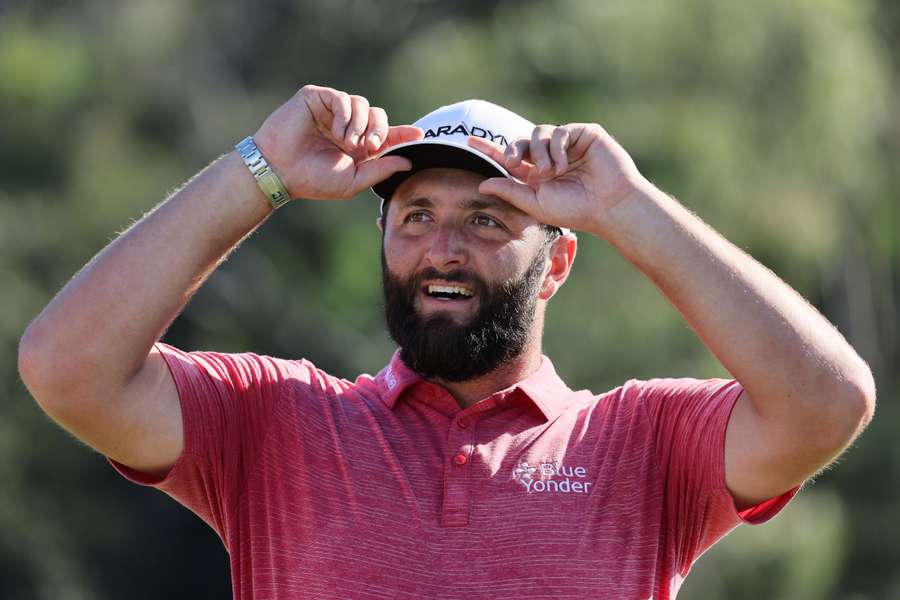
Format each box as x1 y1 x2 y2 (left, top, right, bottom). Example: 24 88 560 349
235 136 292 210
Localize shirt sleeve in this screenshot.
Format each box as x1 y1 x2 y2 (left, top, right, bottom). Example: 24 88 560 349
637 377 802 574
106 342 297 541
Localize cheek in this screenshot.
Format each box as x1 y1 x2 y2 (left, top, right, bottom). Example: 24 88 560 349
382 235 419 276
481 248 525 281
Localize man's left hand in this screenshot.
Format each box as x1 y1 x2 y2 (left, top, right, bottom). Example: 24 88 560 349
468 124 646 236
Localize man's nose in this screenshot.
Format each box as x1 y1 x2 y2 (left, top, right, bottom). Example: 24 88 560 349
424 224 467 269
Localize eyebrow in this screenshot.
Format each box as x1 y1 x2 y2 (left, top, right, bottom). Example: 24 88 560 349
399 196 523 216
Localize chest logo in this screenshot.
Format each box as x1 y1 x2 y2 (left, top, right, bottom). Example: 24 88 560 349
512 461 593 495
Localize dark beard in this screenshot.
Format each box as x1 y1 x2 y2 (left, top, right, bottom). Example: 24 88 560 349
381 248 546 382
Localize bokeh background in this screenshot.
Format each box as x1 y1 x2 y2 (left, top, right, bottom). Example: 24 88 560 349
2 0 898 598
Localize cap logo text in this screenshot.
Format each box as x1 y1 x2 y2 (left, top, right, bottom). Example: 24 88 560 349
423 123 508 146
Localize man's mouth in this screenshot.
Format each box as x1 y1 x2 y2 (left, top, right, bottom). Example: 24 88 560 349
418 281 477 312
424 283 475 301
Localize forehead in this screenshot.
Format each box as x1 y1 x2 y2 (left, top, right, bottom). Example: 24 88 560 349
387 168 528 218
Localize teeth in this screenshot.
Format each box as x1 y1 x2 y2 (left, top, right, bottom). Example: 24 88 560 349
427 284 473 297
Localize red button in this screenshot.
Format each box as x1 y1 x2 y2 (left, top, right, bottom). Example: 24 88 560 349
424 385 436 398
457 418 469 429
453 453 468 466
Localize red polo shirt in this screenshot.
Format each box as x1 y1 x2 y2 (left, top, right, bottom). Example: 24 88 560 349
109 342 800 599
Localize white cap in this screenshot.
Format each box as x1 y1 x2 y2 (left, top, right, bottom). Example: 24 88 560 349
371 99 570 235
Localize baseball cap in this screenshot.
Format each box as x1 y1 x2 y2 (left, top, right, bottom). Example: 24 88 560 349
371 99 570 235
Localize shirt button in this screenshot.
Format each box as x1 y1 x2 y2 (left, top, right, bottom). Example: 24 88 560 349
424 385 436 398
457 418 469 429
453 453 468 466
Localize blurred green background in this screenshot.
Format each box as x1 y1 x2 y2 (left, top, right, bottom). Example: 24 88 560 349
2 0 897 598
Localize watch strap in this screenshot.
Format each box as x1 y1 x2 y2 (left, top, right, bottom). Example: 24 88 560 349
235 136 292 210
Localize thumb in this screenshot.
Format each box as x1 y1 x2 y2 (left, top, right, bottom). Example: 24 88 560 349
349 155 413 194
478 177 538 216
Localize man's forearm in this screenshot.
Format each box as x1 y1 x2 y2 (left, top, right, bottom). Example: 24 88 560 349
594 178 875 426
19 151 273 399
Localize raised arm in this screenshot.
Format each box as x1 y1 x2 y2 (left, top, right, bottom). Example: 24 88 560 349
469 124 876 509
17 85 422 476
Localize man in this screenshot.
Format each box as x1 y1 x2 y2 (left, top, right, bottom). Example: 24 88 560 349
18 85 875 599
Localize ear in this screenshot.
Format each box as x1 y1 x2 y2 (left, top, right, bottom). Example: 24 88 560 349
538 233 577 301
376 216 384 232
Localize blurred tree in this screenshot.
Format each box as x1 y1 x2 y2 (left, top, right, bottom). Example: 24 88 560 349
1 0 896 598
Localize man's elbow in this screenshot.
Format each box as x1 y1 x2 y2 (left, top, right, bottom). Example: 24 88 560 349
818 356 876 449
17 319 84 414
18 321 57 409
18 320 46 393
846 358 876 431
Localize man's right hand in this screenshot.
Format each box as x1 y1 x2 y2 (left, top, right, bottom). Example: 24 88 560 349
18 84 421 478
253 85 423 201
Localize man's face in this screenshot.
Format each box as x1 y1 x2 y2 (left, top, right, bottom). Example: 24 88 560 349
380 168 550 382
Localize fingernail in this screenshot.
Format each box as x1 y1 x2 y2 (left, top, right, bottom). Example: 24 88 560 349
369 133 381 148
349 133 359 145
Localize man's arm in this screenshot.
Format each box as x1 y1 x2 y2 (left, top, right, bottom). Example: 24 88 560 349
18 152 273 476
17 85 421 476
595 180 875 507
470 124 876 508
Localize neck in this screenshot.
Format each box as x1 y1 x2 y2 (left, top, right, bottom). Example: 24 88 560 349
432 317 545 409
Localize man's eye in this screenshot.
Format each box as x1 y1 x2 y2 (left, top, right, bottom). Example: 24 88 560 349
472 214 501 228
405 211 432 223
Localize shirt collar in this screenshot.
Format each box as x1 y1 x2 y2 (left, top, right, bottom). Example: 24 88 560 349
376 349 423 410
375 349 578 421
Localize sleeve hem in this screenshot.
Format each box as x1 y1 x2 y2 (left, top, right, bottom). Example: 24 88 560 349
734 484 803 524
105 341 199 487
715 380 804 524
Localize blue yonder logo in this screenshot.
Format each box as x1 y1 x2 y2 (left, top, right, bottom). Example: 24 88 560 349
512 461 593 494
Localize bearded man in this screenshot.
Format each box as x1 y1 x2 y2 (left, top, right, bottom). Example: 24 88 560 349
18 85 875 599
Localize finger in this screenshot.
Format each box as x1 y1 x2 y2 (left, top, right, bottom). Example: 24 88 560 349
506 138 530 168
345 95 370 147
326 90 353 142
568 122 606 158
506 161 536 183
530 125 554 176
348 155 414 195
299 86 347 140
467 136 532 180
467 135 506 163
549 127 570 175
473 137 529 169
363 106 389 153
478 177 540 219
383 125 424 148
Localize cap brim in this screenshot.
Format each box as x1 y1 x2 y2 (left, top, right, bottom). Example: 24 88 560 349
371 139 571 236
371 139 509 201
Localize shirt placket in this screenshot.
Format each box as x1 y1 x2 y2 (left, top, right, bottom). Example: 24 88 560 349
441 408 477 527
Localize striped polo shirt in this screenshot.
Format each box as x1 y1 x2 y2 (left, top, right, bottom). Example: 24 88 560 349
109 342 799 599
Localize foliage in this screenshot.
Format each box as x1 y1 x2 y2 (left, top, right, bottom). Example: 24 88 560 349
1 0 897 598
